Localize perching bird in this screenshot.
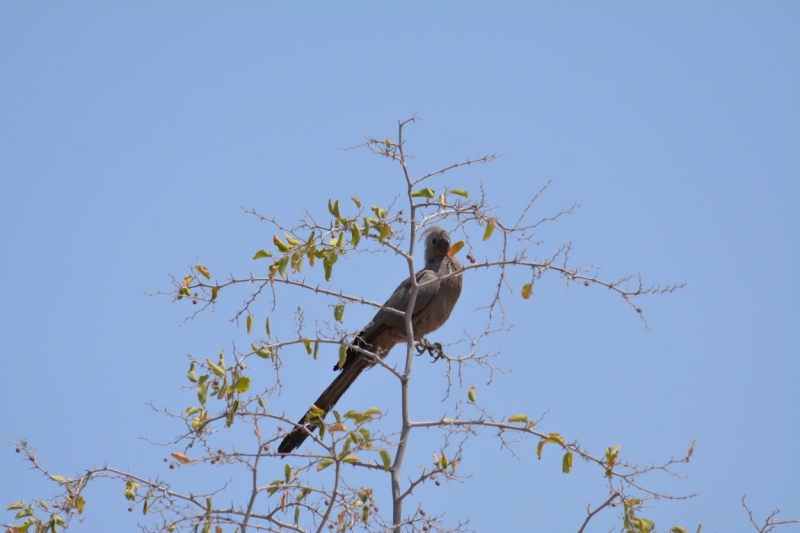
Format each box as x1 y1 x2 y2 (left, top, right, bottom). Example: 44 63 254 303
278 226 463 454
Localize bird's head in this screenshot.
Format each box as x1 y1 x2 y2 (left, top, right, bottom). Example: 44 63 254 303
421 226 452 264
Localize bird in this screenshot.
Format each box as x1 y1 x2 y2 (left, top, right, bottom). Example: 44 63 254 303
278 225 463 454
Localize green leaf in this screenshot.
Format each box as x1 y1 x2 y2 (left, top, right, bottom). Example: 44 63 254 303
294 506 300 525
211 286 219 300
278 255 289 279
350 224 361 247
187 362 197 383
273 234 289 252
226 400 239 427
317 459 334 471
284 463 292 483
507 414 528 424
235 376 251 394
483 220 495 241
142 489 152 515
266 317 271 336
328 199 341 218
185 407 201 416
197 381 208 408
338 344 347 369
342 455 359 464
313 340 320 360
267 479 281 496
371 206 387 219
333 303 345 323
206 358 225 376
364 407 382 416
14 506 34 520
521 283 533 300
246 314 253 334
467 385 476 402
671 528 688 533
450 188 469 198
411 188 435 198
379 449 392 471
6 502 25 511
253 249 272 260
536 433 565 459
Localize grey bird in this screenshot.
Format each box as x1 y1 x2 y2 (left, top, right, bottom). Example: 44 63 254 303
278 226 463 454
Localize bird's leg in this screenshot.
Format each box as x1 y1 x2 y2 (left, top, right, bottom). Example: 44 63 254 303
415 338 444 362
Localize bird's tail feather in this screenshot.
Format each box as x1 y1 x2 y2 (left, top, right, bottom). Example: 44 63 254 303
277 351 368 454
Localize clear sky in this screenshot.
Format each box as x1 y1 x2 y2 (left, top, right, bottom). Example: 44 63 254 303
1 3 798 532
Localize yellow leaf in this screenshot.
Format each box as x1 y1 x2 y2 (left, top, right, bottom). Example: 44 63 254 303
483 220 495 241
171 452 191 464
467 385 476 403
195 265 210 280
449 241 464 255
411 188 436 198
253 249 272 260
521 283 533 300
450 188 469 198
246 314 253 334
211 286 219 300
562 451 573 473
302 338 312 354
351 197 361 208
508 414 528 424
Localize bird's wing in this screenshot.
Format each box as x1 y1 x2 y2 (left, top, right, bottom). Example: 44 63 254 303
359 268 441 337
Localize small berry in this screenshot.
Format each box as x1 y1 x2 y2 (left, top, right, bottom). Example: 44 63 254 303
163 458 168 462
192 299 198 305
15 448 20 453
419 509 426 516
435 480 441 486
584 281 589 286
169 464 175 469
636 308 642 314
128 507 133 512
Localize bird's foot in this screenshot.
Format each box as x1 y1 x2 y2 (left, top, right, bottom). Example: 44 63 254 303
415 338 444 362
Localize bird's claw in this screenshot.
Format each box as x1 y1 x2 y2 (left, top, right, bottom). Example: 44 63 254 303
415 338 444 362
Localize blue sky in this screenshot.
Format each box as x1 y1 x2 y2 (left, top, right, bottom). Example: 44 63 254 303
1 3 798 532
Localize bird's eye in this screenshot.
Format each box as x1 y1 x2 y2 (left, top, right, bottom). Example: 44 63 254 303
431 237 437 244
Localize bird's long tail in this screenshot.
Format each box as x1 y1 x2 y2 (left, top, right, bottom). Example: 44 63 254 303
277 349 369 455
